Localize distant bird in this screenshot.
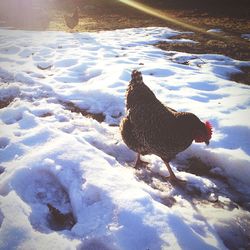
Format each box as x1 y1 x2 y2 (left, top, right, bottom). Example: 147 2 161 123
64 7 79 29
120 70 212 183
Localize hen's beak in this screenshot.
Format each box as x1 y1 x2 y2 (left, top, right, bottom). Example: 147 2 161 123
205 140 210 146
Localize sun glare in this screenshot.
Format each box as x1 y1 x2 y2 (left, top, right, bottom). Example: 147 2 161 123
117 0 247 47
118 0 218 35
0 0 52 30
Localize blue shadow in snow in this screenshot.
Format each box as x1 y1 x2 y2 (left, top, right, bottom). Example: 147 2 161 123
168 214 219 250
190 93 228 102
143 68 175 78
188 81 219 92
212 125 250 155
117 210 163 250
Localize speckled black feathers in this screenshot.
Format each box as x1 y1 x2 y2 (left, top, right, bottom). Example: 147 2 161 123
120 70 206 161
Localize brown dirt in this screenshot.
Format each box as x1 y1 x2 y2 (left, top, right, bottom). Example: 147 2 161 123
230 66 250 85
60 100 105 123
0 97 14 109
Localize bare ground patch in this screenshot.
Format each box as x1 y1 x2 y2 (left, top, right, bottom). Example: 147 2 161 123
60 100 105 123
0 97 15 109
230 66 250 85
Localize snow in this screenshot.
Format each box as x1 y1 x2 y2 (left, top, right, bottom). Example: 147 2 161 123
241 33 250 41
207 29 223 33
0 27 250 250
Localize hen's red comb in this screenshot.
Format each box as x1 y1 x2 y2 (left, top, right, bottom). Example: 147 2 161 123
205 121 213 140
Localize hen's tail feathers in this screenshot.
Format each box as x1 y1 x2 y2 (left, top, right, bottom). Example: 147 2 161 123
131 70 143 84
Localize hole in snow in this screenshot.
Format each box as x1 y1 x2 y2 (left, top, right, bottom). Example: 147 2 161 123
0 137 10 149
47 203 75 231
0 97 15 109
60 100 105 123
185 157 212 176
37 62 52 70
180 157 226 181
10 167 74 233
0 166 5 175
39 112 53 118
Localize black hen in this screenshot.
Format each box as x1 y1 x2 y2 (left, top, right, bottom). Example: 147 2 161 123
64 7 79 29
120 70 212 182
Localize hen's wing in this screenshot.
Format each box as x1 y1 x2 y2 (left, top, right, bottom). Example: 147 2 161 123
120 112 147 155
129 101 178 156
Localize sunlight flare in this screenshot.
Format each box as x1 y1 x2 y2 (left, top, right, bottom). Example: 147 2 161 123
118 0 206 32
118 0 237 41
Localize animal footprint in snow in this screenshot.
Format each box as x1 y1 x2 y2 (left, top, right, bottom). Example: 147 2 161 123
37 62 52 70
0 166 5 175
0 137 10 149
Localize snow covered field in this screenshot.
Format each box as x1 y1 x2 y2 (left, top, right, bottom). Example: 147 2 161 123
0 27 250 250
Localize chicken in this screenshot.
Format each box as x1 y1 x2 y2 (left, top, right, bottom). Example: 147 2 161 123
120 70 212 183
64 7 79 29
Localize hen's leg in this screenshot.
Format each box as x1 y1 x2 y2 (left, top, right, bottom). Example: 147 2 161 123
135 154 148 169
163 159 185 184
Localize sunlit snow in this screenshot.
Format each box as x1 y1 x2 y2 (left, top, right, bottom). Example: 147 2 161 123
0 27 250 250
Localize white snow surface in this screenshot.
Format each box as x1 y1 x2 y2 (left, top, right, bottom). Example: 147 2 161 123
241 33 250 41
207 29 223 33
0 27 250 250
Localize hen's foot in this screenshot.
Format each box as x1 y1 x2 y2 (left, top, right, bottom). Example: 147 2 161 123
134 154 148 169
162 159 186 185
